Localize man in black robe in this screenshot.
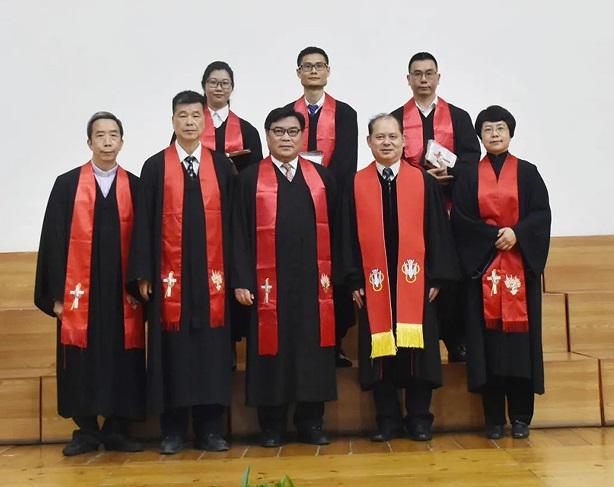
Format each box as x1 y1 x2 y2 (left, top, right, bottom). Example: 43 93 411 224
342 114 460 441
129 91 234 454
391 52 481 362
232 106 337 447
451 105 551 439
35 112 145 456
284 46 358 367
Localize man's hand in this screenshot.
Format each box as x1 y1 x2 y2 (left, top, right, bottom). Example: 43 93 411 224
428 287 440 302
425 162 454 185
495 227 517 251
235 288 254 306
126 294 140 309
352 288 365 309
138 279 152 302
53 300 64 320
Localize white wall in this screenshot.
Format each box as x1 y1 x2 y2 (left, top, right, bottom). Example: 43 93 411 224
1 0 613 251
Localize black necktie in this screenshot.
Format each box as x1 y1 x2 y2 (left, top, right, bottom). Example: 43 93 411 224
185 156 197 179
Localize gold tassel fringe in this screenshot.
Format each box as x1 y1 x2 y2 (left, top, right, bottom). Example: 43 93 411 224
370 330 397 358
396 323 424 349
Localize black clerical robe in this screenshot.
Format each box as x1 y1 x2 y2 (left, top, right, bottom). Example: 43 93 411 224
284 97 358 335
391 101 480 173
451 154 551 394
231 160 338 406
129 149 234 413
342 167 460 389
35 167 145 419
213 116 263 172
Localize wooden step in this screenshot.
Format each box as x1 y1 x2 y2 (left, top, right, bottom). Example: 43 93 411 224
0 308 55 372
542 293 568 353
0 252 37 309
573 350 614 426
544 235 614 292
567 292 614 352
0 377 40 444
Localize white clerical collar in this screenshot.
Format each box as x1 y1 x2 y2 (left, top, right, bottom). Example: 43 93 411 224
376 160 401 179
175 141 202 163
304 92 325 112
208 104 229 128
271 155 298 172
91 160 118 177
416 95 438 117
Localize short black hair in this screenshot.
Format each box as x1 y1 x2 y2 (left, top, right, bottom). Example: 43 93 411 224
87 111 123 140
297 46 329 67
264 106 306 131
201 61 235 91
367 113 402 135
408 52 438 73
172 90 205 114
474 105 517 138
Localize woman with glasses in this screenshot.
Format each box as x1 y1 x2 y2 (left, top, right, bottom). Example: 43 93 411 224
200 61 263 173
451 105 551 440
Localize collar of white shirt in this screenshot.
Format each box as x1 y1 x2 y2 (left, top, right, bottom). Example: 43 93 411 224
91 161 118 178
304 92 325 113
271 155 298 173
208 104 229 128
416 95 438 118
376 160 401 179
176 141 202 173
90 161 118 197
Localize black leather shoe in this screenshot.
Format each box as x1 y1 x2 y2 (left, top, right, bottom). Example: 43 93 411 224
511 420 530 439
447 344 467 363
260 429 283 448
371 427 403 442
485 424 505 440
407 423 432 441
336 350 353 368
62 430 101 456
297 426 330 445
194 433 230 451
103 432 143 452
160 434 185 455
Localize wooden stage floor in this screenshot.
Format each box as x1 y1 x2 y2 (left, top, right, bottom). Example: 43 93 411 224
2 428 614 486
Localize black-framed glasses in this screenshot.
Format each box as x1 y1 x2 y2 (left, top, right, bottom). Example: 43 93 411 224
205 78 232 89
409 70 438 80
269 127 302 137
298 62 328 73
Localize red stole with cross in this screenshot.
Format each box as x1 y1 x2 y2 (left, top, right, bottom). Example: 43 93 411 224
160 145 225 331
62 162 144 349
255 156 335 355
354 160 426 358
201 108 244 154
478 154 529 332
402 97 454 166
294 94 336 167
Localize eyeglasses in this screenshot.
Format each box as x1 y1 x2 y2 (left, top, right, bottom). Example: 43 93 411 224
205 79 232 89
269 127 302 137
298 62 328 73
409 70 438 80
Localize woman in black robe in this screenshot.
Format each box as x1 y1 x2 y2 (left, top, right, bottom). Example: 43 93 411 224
451 105 551 440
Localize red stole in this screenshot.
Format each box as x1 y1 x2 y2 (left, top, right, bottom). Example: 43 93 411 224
294 94 336 167
202 108 244 153
255 156 335 355
478 154 529 332
402 97 454 166
62 163 144 349
160 145 225 331
354 161 426 358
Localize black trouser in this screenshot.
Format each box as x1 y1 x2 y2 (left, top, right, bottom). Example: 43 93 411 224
373 378 434 430
334 284 355 346
257 402 324 434
481 376 534 426
160 404 225 438
73 416 128 439
437 282 465 351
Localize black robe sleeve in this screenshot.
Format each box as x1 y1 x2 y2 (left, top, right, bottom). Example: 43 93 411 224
340 175 365 292
423 172 462 287
230 167 257 293
34 171 78 316
329 101 358 196
451 165 500 277
513 161 552 277
450 104 481 168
